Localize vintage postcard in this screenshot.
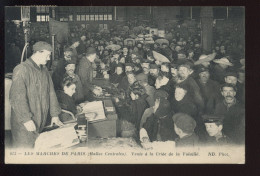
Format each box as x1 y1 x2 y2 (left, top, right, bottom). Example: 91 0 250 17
5 6 245 164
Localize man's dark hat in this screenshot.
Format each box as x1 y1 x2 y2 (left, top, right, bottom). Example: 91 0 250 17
65 59 77 66
64 47 74 53
150 64 159 70
225 72 238 78
220 83 237 92
202 114 224 123
170 63 178 69
125 63 135 67
197 65 209 74
86 47 96 55
115 63 124 69
176 59 194 70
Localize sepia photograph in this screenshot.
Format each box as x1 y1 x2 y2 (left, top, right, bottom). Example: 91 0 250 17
4 6 245 164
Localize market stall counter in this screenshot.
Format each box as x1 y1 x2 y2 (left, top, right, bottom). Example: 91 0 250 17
35 98 119 150
88 99 118 139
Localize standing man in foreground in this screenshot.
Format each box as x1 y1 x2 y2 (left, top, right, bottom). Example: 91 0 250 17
9 41 64 149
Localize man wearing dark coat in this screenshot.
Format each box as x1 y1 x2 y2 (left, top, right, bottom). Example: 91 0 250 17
170 85 198 119
154 75 172 95
70 38 80 64
118 63 135 90
77 47 102 100
120 47 131 63
172 113 199 148
52 48 76 90
237 68 245 105
176 63 204 113
195 66 222 114
214 83 245 144
168 64 179 101
118 71 137 92
117 82 149 136
224 71 244 105
110 63 125 87
136 73 156 107
77 34 87 56
9 41 63 148
109 50 121 74
63 60 84 104
148 64 160 87
136 43 145 59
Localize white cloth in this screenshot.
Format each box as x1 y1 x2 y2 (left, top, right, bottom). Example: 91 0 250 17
34 123 79 150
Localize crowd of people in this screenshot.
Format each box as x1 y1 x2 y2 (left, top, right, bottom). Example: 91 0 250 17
8 21 245 149
49 24 245 148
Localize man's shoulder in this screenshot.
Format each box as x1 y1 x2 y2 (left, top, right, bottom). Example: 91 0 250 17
206 79 220 88
177 133 199 146
180 76 199 88
145 84 155 91
13 61 31 75
79 57 91 66
187 76 197 83
74 74 81 80
233 101 245 112
215 100 225 107
208 78 218 84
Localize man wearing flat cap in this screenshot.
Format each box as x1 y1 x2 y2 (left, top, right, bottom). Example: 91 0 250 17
172 113 199 148
9 41 63 148
202 114 231 146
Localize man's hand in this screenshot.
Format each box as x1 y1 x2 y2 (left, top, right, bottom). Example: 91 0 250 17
94 86 102 90
93 88 103 96
24 120 36 132
77 106 83 113
51 117 64 127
